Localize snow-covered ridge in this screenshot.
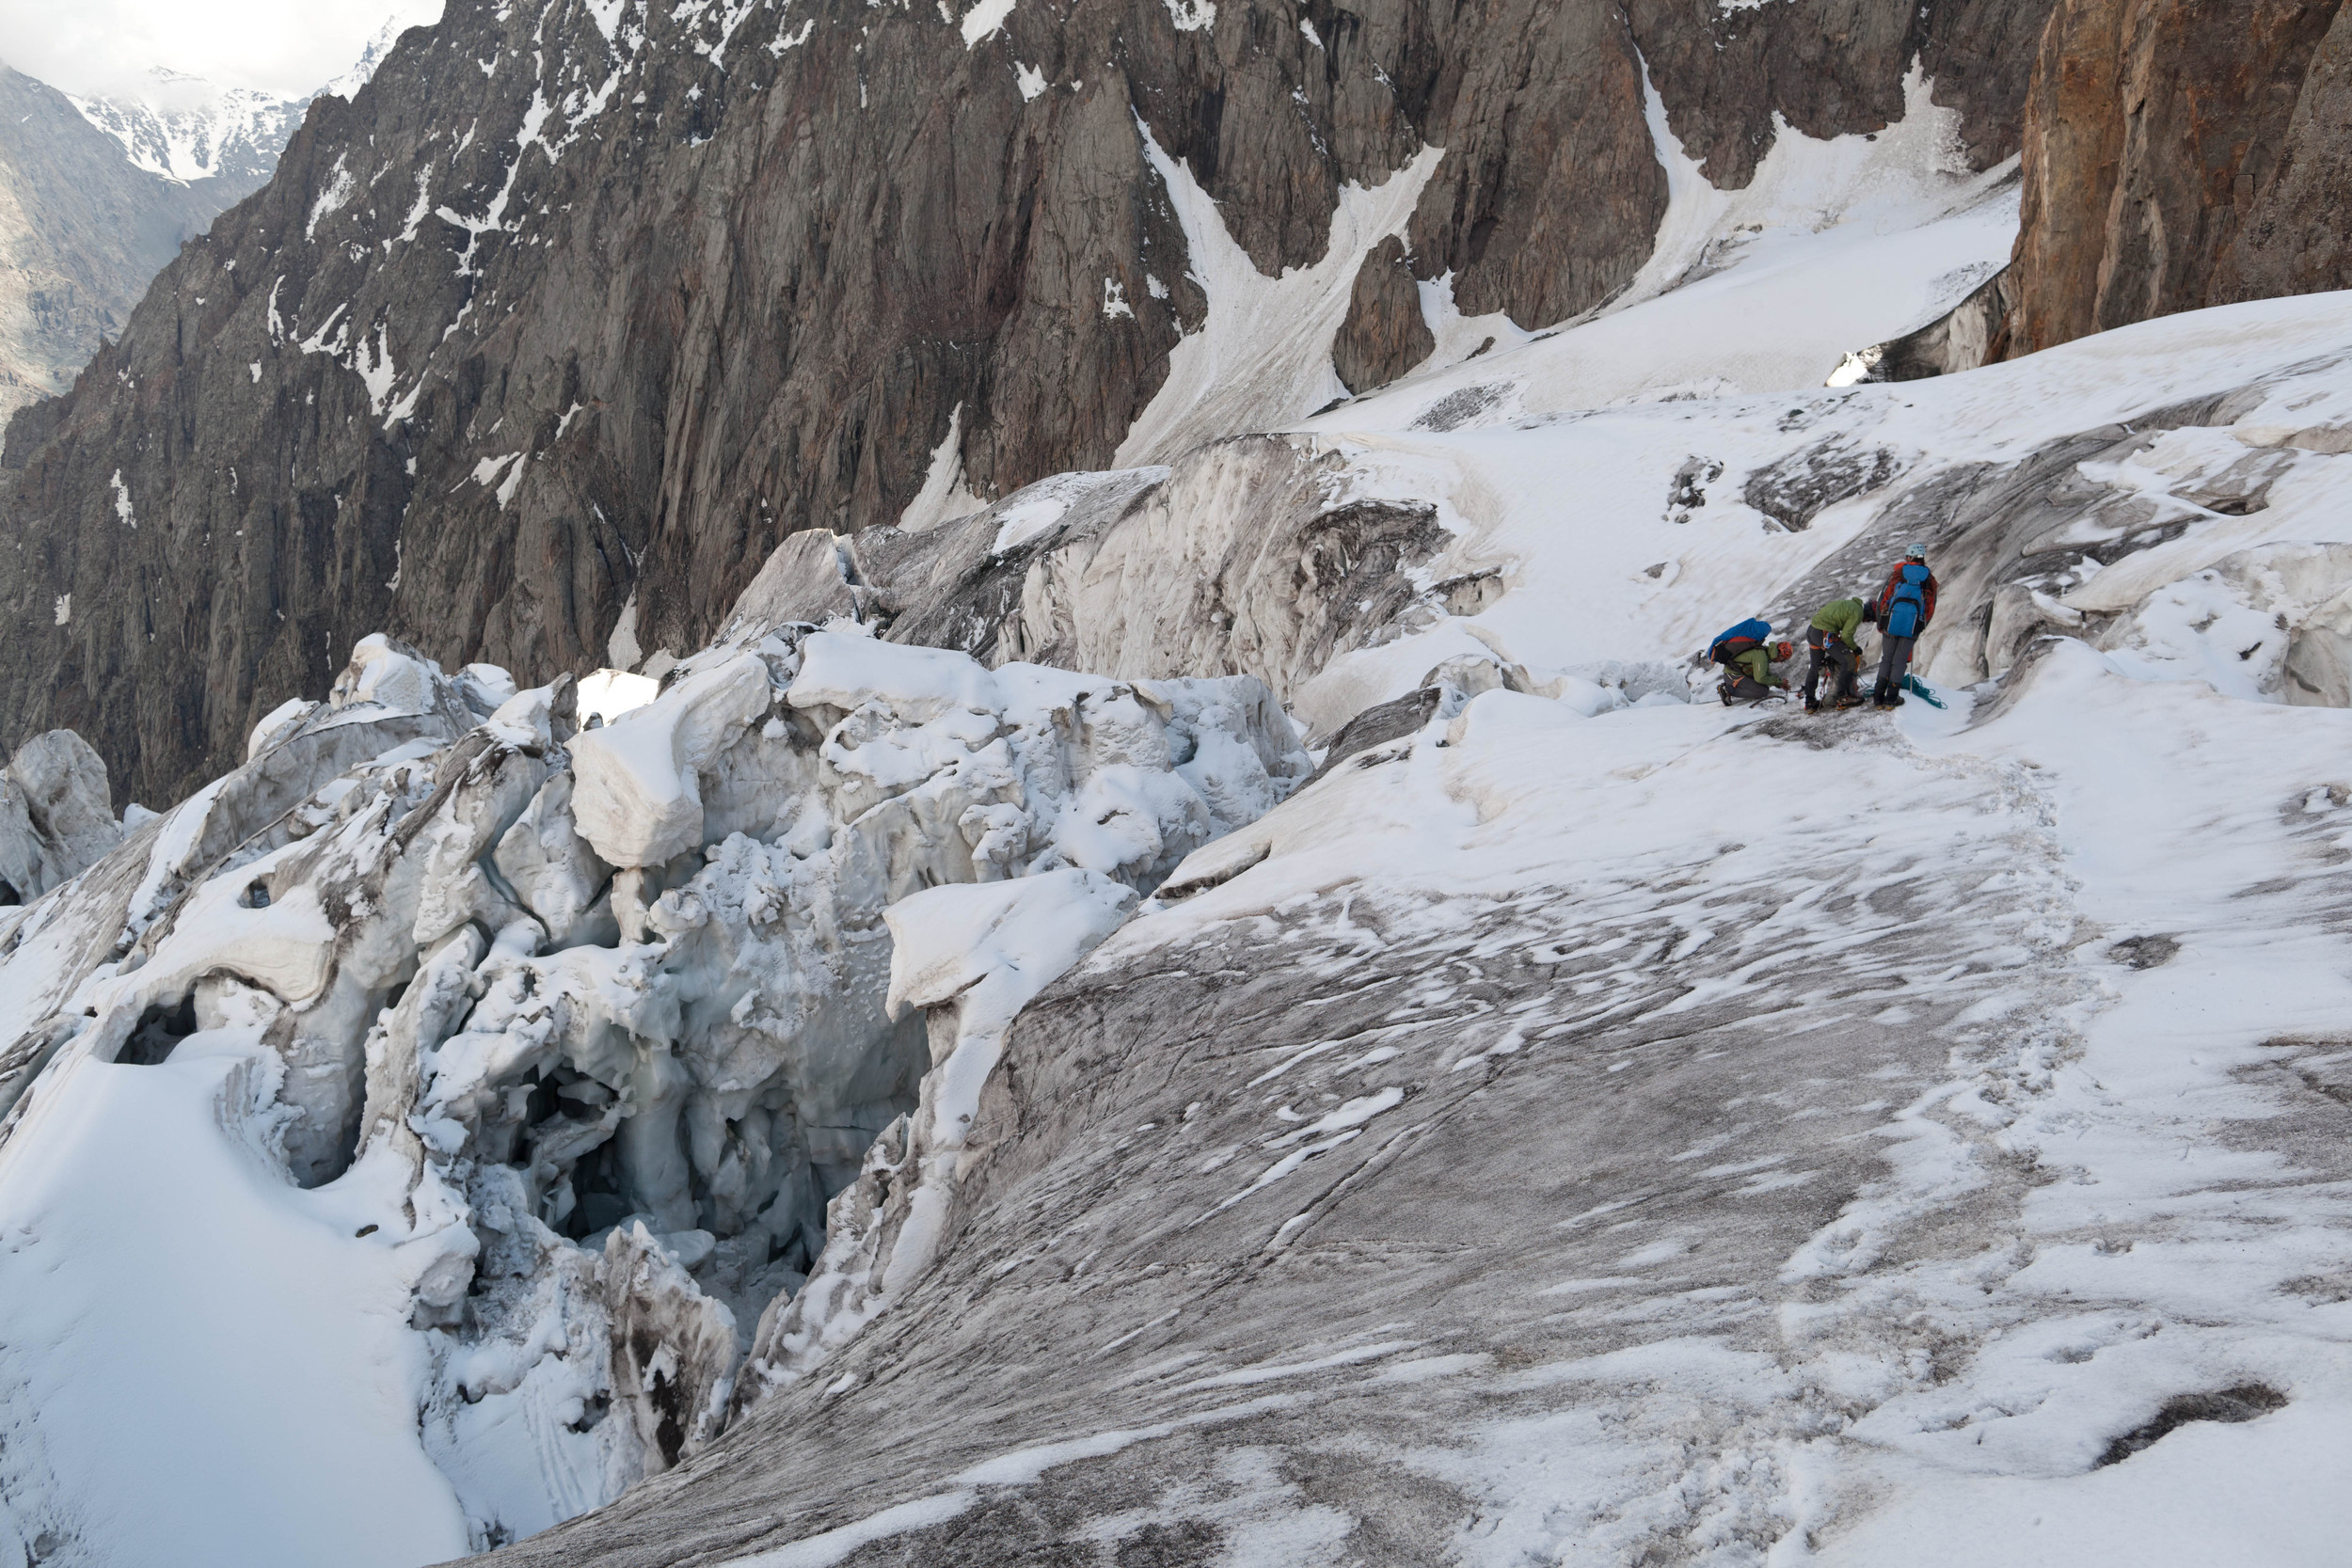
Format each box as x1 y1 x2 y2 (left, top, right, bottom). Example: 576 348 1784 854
61 15 413 189
322 15 419 103
66 71 308 186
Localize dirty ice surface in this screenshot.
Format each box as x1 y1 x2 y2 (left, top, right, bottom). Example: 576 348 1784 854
522 580 2352 1568
1092 646 2352 1566
653 635 2352 1568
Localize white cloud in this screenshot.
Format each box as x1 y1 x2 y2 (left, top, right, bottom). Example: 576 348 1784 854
0 0 442 101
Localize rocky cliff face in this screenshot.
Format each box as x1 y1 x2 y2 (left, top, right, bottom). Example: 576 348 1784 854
0 67 254 428
2002 0 2352 356
0 0 2050 811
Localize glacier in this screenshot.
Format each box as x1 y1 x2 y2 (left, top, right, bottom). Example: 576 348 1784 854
4 49 2352 1568
0 622 1307 1560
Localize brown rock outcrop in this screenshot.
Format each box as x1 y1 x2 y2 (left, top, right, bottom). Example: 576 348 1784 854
2003 0 2352 356
1331 234 1435 395
0 0 2052 809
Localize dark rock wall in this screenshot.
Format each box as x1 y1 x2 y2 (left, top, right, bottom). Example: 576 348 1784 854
2220 8 2352 303
0 0 2048 808
1626 0 2047 182
2003 0 2352 357
1332 235 1432 395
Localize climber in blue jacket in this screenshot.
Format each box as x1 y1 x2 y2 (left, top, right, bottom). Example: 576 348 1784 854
1869 548 1938 707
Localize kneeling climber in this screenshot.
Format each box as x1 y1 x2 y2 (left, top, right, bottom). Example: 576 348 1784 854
1804 596 1875 712
1870 547 1937 707
1708 618 1794 704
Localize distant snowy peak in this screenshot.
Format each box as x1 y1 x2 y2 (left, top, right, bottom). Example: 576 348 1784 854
59 15 413 192
321 16 413 103
66 71 306 188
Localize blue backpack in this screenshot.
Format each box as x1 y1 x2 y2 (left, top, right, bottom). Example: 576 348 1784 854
1708 618 1772 665
1884 564 1930 639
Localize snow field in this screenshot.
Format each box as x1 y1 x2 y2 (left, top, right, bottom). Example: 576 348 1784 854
0 1038 472 1568
880 641 2351 1566
1268 289 2352 739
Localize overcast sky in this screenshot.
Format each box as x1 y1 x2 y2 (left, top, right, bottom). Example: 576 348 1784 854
0 0 443 100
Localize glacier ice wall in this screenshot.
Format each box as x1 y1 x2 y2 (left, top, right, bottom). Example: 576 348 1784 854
0 622 1307 1556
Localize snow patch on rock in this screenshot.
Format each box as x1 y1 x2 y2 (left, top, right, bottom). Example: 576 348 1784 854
960 0 1017 48
897 402 988 532
1115 123 1443 467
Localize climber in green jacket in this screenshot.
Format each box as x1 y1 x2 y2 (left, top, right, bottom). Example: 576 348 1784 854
1803 597 1877 713
1720 639 1794 703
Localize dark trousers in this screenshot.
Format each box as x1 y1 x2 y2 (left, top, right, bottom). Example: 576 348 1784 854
1804 631 1858 705
1873 633 1915 704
